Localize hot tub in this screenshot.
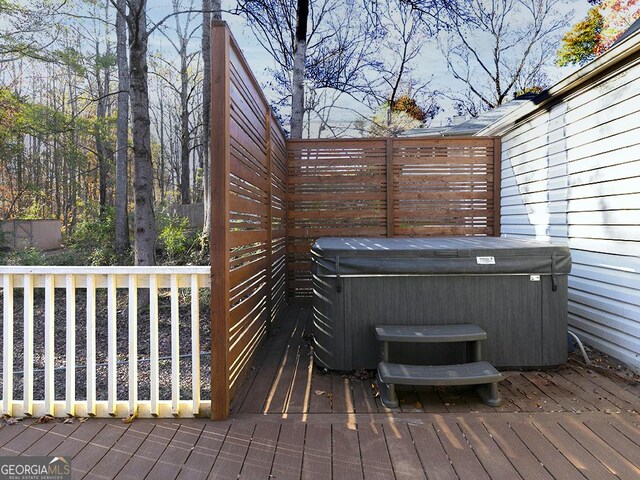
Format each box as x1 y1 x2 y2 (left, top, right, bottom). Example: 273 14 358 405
311 237 571 370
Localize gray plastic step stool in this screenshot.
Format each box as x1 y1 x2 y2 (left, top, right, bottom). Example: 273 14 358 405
375 324 503 408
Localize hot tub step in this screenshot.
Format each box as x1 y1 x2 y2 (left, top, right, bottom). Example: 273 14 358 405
378 361 502 386
375 324 487 343
377 361 503 408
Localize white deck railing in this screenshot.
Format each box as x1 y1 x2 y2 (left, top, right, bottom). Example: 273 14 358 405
0 266 211 418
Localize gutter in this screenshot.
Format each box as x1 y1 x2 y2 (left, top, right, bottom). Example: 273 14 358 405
477 28 640 137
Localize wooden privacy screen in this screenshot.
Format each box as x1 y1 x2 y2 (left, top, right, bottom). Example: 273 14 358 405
210 22 287 420
210 22 501 418
287 137 501 300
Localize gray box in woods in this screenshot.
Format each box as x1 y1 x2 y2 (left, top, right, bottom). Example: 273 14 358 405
311 237 571 371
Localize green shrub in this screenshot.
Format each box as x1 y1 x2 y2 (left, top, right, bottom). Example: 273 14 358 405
67 208 121 265
157 210 202 265
7 246 46 265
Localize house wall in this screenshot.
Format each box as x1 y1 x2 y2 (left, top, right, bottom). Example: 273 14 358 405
498 56 640 370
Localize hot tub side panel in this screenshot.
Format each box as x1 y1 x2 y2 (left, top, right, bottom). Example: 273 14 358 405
312 273 346 370
314 274 568 370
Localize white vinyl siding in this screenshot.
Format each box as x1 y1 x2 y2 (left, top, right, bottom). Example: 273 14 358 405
499 58 640 370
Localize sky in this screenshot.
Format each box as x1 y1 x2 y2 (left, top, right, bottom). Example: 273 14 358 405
147 0 593 135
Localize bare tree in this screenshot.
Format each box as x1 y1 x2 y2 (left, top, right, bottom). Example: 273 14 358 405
375 0 434 129
442 0 568 112
168 0 199 204
115 0 130 256
201 0 221 234
290 0 309 138
117 0 157 266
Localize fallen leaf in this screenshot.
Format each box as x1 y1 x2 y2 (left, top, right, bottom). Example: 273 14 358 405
63 418 74 424
4 417 19 425
314 390 325 396
371 383 380 398
78 417 88 423
122 413 138 424
36 415 55 424
413 401 423 409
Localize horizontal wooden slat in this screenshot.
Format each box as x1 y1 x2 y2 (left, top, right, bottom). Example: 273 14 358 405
230 230 269 249
286 137 498 299
394 191 494 200
288 193 386 201
289 175 386 185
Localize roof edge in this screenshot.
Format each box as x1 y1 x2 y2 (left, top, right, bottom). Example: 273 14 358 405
477 27 640 137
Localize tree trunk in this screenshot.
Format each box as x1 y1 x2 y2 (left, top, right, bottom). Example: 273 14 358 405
202 0 220 234
128 0 157 266
95 42 110 217
179 38 190 204
115 0 131 256
290 0 308 139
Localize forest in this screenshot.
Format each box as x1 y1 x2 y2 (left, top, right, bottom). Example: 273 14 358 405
0 0 637 267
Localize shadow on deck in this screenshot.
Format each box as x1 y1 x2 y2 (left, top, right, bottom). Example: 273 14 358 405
1 305 639 479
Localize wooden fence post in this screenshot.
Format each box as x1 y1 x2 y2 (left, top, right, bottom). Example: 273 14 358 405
493 137 502 237
266 110 273 335
386 138 394 237
210 21 231 421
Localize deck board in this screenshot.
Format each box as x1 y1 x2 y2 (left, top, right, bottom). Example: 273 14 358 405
72 423 128 479
408 423 458 480
383 422 426 480
331 423 363 480
0 422 56 455
22 422 82 457
434 417 492 480
534 420 615 478
45 420 106 459
85 422 154 480
482 420 555 479
508 420 584 480
239 422 279 478
176 421 229 479
455 417 520 480
585 420 640 466
302 423 332 480
270 422 305 480
114 421 180 480
358 423 394 480
145 422 205 480
207 421 253 479
5 306 640 479
561 417 640 480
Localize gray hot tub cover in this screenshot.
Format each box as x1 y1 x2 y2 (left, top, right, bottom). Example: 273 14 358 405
311 237 571 276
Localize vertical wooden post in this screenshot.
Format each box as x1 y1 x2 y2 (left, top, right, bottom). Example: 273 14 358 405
493 137 502 237
284 131 291 303
265 109 273 336
210 21 231 420
386 138 394 237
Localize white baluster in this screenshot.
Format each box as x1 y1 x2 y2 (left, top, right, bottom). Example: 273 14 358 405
23 274 33 416
150 274 159 416
86 274 96 416
171 274 179 416
44 274 55 416
65 274 76 416
107 274 117 415
128 274 138 416
2 275 14 416
191 274 200 416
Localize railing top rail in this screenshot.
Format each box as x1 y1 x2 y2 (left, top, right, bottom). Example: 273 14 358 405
286 136 500 144
0 266 211 275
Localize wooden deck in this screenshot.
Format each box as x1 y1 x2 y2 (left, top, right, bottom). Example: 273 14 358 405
1 305 639 479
